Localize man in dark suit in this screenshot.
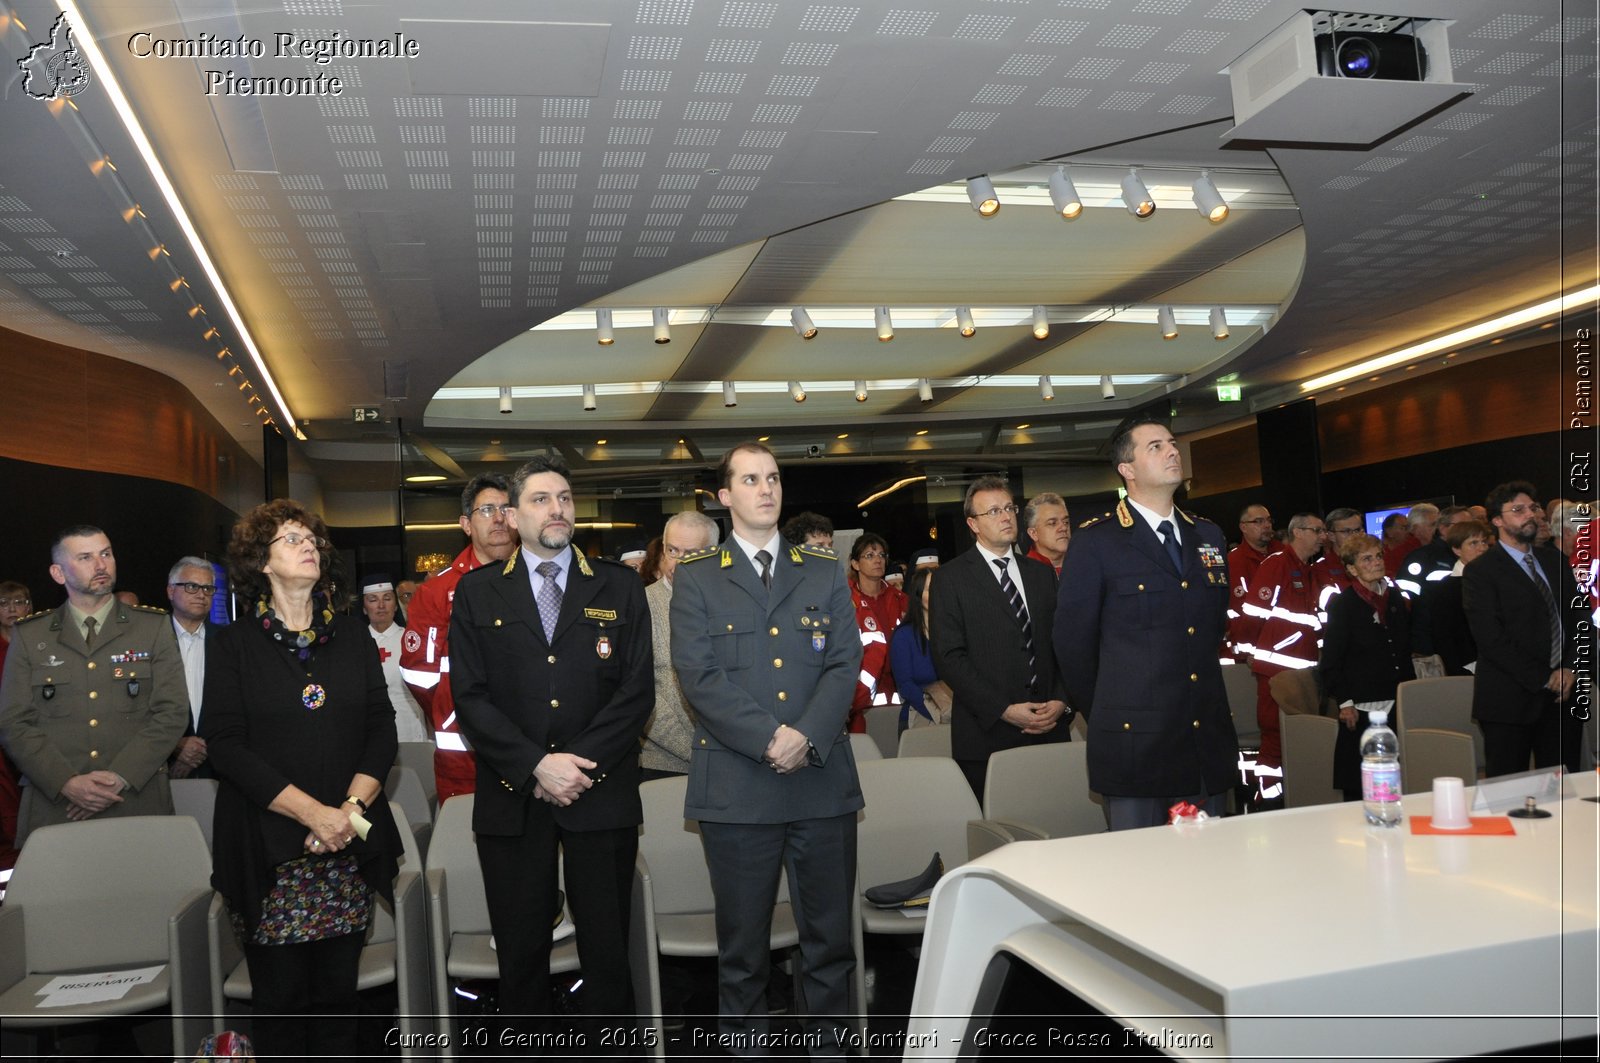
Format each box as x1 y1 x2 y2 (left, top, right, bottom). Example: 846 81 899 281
1464 481 1586 775
165 556 220 779
449 456 652 1032
1053 417 1238 830
930 474 1070 800
670 441 862 1057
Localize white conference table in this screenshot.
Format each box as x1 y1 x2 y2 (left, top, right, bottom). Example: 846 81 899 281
907 772 1598 1061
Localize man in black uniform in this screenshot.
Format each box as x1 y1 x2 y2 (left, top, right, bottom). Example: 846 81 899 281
1054 417 1238 830
449 456 652 1032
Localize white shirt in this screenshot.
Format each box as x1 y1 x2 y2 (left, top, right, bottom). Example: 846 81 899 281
976 542 1031 618
729 529 785 580
369 624 429 743
172 617 206 731
1127 496 1181 549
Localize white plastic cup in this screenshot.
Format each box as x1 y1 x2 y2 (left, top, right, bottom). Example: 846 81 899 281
1431 776 1470 830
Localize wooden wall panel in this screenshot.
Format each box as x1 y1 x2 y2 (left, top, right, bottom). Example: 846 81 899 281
0 325 258 504
1188 423 1261 498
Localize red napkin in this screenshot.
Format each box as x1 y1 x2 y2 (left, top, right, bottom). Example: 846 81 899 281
1409 815 1516 835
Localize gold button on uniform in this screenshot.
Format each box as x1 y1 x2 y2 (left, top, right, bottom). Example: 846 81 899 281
1187 627 1196 635
87 661 96 670
494 619 502 627
726 624 734 631
773 658 783 668
1137 584 1145 591
699 738 707 746
550 699 560 708
769 627 779 636
89 750 99 759
88 691 98 700
1189 673 1198 682
89 719 99 727
1181 580 1189 589
547 655 556 663
777 691 788 702
1192 720 1201 729
1122 722 1131 731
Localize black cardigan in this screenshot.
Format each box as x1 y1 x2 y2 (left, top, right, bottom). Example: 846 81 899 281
1320 585 1416 708
202 611 399 933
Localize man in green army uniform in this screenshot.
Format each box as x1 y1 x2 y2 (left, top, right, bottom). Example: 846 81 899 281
0 525 188 845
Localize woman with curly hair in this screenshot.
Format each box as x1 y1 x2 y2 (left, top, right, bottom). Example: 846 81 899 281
202 499 400 1058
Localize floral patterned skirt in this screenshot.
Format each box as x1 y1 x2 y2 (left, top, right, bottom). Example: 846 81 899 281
231 853 372 945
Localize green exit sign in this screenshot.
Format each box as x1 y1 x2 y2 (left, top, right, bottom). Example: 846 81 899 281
1216 384 1243 403
352 406 382 423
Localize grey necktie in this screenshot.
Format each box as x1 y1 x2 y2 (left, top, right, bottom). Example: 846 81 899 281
83 615 97 649
535 561 562 643
755 549 773 590
1524 554 1563 669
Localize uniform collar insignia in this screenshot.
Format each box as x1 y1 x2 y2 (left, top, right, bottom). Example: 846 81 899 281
789 546 803 564
719 549 733 568
574 547 593 578
502 553 518 576
1115 499 1134 528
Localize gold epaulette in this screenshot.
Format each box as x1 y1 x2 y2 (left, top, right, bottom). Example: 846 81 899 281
15 608 51 624
797 544 835 560
130 603 168 614
678 545 718 565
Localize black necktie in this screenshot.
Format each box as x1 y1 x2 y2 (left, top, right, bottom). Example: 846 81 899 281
1524 553 1563 668
755 549 773 590
1158 519 1183 574
993 557 1038 689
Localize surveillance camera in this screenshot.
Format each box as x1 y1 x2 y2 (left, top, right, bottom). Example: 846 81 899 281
805 444 824 458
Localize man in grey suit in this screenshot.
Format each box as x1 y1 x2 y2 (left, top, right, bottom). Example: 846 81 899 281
0 525 187 845
671 442 863 1057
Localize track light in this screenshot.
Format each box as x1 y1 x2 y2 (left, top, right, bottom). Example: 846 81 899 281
875 306 894 342
722 380 737 407
1100 375 1116 400
1048 167 1083 220
498 386 513 415
652 307 671 344
956 307 976 337
1120 169 1155 218
1210 307 1230 340
854 380 869 403
1158 305 1179 340
788 380 806 403
595 308 614 345
1039 375 1055 401
918 378 933 403
966 174 1000 217
1032 306 1050 341
582 383 597 411
790 307 817 339
1192 171 1228 222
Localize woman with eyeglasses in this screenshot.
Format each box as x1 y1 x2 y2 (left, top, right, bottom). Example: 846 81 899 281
1425 520 1492 677
203 500 400 1058
1320 532 1415 801
847 532 909 733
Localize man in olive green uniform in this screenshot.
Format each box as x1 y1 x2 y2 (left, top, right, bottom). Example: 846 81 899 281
0 525 188 846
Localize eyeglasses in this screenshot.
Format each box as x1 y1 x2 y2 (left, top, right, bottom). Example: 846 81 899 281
856 551 887 561
1241 517 1274 525
1500 503 1541 516
270 532 330 549
972 504 1020 520
170 582 217 596
470 503 511 519
1329 525 1362 536
1297 526 1328 536
0 597 30 608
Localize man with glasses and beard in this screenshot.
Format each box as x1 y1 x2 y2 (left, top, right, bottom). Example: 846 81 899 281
1464 481 1587 775
931 474 1071 801
450 456 652 1037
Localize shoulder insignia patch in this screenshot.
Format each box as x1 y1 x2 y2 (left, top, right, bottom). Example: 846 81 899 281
1115 499 1134 529
719 549 733 569
502 553 519 576
130 603 169 615
16 608 51 625
678 545 718 565
797 544 835 559
1177 507 1197 525
789 546 804 564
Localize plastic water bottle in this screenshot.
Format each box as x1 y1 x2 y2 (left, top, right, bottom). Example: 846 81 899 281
1360 708 1403 827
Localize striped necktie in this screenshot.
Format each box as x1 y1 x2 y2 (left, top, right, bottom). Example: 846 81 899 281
1524 553 1563 669
993 556 1038 689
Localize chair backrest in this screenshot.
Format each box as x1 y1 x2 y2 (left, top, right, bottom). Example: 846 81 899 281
1221 661 1259 745
386 764 433 831
170 777 219 850
366 803 422 946
425 794 490 933
1280 711 1342 809
1401 728 1477 796
636 776 714 916
1396 676 1474 734
896 723 952 759
8 816 211 972
983 743 1105 838
849 732 883 762
863 706 899 758
856 758 979 894
395 741 438 805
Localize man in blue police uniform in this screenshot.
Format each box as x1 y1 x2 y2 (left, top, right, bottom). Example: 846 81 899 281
449 456 652 1033
0 525 188 845
671 441 863 1057
1054 417 1238 830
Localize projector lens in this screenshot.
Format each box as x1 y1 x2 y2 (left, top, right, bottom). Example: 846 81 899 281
1337 38 1378 78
